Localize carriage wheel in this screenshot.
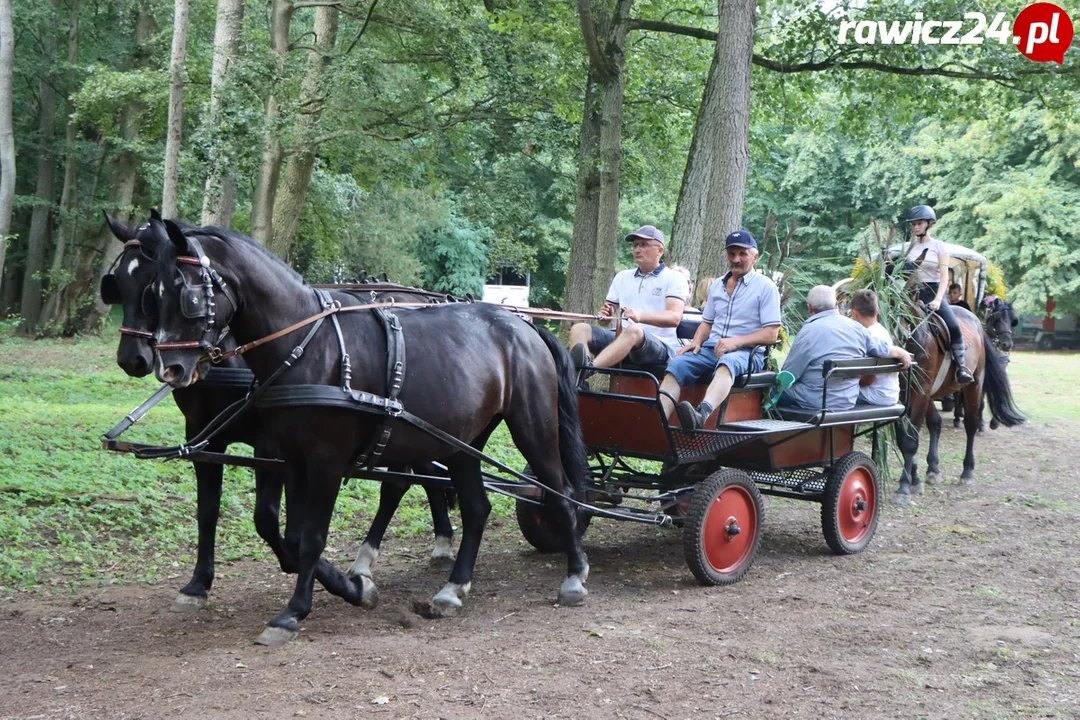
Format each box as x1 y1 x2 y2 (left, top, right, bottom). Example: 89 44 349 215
515 498 591 553
821 452 879 555
682 469 763 586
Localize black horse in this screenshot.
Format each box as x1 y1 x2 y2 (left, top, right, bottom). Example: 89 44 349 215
100 214 457 612
949 297 1018 430
147 218 589 645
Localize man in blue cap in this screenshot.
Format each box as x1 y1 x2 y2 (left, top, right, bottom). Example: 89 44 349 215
660 229 782 430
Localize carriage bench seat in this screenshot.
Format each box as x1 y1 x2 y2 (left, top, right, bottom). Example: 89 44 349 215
774 402 905 426
772 357 906 427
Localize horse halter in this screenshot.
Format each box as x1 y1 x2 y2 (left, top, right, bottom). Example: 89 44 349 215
985 303 1014 352
154 235 238 359
100 236 157 342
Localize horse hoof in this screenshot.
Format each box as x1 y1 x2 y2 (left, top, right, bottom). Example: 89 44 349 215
358 574 379 610
957 475 974 487
891 493 913 506
925 472 941 486
989 419 999 430
171 593 207 613
428 554 456 573
254 625 298 647
558 575 588 607
911 482 925 495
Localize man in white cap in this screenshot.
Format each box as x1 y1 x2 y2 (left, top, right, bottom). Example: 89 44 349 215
569 225 688 374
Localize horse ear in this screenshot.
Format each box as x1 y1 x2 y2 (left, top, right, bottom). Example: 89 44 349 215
104 212 135 242
915 248 928 264
161 218 191 255
150 208 163 222
147 217 179 254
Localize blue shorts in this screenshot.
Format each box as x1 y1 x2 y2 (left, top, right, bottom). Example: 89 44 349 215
664 346 762 387
588 326 672 367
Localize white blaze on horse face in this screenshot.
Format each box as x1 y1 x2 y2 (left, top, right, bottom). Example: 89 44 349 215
158 281 164 298
126 257 140 276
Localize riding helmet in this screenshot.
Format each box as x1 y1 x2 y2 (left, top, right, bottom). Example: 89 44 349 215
905 205 937 223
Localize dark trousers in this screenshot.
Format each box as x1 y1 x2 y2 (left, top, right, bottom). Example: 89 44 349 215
917 283 962 345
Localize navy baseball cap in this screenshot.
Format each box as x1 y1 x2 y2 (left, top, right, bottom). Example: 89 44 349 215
625 225 665 247
724 230 757 249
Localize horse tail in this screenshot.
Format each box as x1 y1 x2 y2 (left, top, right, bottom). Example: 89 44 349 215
532 324 589 498
981 332 1025 428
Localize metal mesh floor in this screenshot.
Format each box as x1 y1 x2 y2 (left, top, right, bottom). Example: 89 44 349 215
749 468 829 494
670 419 811 462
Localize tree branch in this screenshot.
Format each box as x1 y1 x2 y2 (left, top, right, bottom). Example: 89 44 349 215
628 18 1079 80
578 0 616 81
290 1 341 9
342 0 378 56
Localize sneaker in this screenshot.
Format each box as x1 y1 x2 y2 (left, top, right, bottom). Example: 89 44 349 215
676 401 709 431
570 343 590 371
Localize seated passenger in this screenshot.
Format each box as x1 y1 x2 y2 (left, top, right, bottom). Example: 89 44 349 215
662 230 782 430
848 289 901 406
777 286 912 411
948 282 972 312
569 225 686 373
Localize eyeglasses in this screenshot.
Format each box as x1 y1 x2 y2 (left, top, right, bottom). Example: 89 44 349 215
631 241 658 249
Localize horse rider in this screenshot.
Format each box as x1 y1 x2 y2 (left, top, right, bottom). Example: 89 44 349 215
662 230 782 430
904 205 975 385
568 225 687 374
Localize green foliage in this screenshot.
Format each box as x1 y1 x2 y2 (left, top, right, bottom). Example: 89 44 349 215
417 213 494 296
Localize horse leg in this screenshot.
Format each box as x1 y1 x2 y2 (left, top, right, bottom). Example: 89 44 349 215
959 383 982 484
952 391 962 428
173 453 224 612
429 452 490 617
348 480 409 580
421 464 456 571
892 420 921 505
981 389 991 432
253 466 291 571
258 455 374 646
925 403 942 485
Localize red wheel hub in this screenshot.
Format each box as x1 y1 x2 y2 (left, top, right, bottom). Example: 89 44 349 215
838 466 875 543
701 485 757 574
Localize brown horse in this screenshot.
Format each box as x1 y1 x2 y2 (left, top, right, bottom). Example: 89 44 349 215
893 303 1024 503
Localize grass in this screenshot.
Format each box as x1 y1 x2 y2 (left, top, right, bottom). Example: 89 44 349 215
0 328 521 594
1002 350 1080 426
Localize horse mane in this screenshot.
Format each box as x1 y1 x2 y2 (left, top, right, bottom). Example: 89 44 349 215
157 223 307 288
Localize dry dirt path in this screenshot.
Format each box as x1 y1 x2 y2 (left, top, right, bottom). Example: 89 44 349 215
1 419 1078 720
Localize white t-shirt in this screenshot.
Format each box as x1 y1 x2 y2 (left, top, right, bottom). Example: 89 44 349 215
858 322 901 406
605 264 687 351
906 237 946 285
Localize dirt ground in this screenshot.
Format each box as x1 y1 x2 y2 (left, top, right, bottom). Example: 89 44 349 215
1 418 1078 720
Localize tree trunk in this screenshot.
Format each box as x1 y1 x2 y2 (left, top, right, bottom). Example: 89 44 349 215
48 0 151 334
40 0 81 328
161 0 189 218
18 0 61 335
698 0 756 279
200 0 244 227
268 4 338 262
669 30 726 281
0 0 16 305
250 0 291 245
563 70 602 315
563 0 631 314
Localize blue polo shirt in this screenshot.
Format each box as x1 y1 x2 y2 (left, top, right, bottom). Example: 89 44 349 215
701 271 782 349
780 309 891 410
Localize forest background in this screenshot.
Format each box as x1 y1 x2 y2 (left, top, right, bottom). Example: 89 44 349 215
0 0 1077 338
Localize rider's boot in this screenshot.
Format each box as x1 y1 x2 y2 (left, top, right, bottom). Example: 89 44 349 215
951 341 974 384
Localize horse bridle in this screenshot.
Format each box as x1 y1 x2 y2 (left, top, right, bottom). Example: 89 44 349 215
154 235 239 359
101 236 157 342
985 303 1014 353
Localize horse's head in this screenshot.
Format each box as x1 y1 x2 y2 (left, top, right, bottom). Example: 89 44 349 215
985 298 1017 353
100 212 163 377
151 219 238 388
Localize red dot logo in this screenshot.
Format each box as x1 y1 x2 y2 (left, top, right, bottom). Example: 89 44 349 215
1013 2 1074 63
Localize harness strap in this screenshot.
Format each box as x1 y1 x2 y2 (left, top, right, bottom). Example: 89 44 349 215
354 308 406 470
